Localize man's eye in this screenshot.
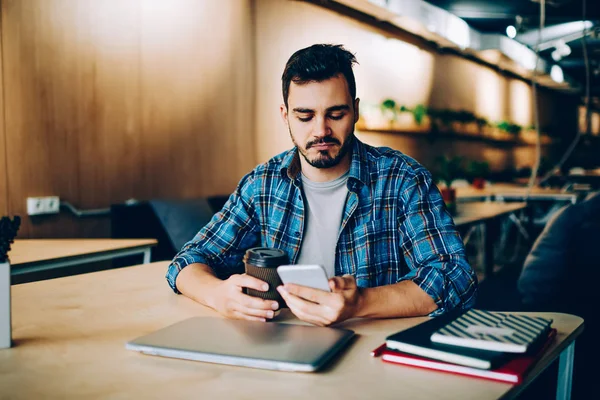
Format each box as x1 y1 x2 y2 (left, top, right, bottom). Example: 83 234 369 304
298 116 312 122
329 114 345 120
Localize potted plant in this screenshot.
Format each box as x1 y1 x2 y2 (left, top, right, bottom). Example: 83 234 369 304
452 110 477 134
429 109 455 133
466 160 490 189
406 104 430 131
358 101 390 129
380 98 398 127
434 155 465 213
494 121 522 141
475 117 489 135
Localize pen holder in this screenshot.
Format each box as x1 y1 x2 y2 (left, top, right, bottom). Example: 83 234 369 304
0 261 10 349
1 215 21 349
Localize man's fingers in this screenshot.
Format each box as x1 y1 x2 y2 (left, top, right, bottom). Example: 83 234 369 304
278 287 330 325
329 277 343 291
231 310 267 322
330 275 355 292
233 274 269 292
232 302 276 320
235 291 279 311
282 296 330 326
283 283 330 304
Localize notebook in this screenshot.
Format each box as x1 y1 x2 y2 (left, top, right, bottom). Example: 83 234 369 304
380 329 557 384
430 310 553 353
126 317 355 372
385 310 510 370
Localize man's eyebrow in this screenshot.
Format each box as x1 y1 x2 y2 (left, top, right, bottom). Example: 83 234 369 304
291 104 350 113
326 105 350 112
292 108 314 113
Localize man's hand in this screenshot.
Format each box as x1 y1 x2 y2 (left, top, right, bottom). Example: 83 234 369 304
277 275 363 326
209 274 280 322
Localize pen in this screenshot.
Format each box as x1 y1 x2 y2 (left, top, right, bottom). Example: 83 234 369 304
370 343 386 357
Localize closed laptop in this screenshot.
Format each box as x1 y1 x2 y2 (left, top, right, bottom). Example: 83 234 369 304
126 317 355 372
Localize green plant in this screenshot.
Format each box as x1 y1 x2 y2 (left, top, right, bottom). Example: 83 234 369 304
381 99 398 122
454 110 477 124
380 100 430 126
381 98 397 111
434 155 465 188
428 109 455 130
412 104 428 125
496 121 522 135
475 117 489 130
466 160 490 180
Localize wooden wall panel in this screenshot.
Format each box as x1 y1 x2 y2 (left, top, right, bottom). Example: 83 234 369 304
74 0 142 238
138 0 255 199
254 0 578 173
1 0 255 238
0 1 7 217
2 0 82 237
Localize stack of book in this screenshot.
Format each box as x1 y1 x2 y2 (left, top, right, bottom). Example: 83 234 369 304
372 309 555 384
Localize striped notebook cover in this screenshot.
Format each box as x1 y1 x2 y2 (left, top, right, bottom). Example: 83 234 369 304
430 310 553 353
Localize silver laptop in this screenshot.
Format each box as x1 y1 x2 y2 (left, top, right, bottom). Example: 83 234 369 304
126 317 355 372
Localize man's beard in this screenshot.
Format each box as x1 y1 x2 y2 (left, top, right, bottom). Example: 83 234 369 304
290 129 355 169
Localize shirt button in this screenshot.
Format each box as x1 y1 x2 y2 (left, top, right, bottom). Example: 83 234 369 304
295 232 301 237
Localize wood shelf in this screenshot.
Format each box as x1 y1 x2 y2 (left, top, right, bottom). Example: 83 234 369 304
357 127 557 147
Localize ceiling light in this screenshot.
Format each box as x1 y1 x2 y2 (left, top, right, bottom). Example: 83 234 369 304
550 65 564 83
506 25 517 39
551 49 562 62
551 40 572 61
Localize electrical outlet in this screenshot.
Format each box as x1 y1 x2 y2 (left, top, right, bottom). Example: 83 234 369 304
45 196 60 213
26 196 61 216
27 198 45 216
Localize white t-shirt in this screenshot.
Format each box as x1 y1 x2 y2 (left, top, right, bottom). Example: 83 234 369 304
295 171 349 278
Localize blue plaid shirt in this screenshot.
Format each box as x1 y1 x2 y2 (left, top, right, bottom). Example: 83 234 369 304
166 139 477 315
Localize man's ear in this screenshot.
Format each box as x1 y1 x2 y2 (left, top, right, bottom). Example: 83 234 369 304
280 104 289 127
353 98 360 123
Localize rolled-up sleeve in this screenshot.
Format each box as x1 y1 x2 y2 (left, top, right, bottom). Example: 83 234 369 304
165 172 261 293
397 169 478 316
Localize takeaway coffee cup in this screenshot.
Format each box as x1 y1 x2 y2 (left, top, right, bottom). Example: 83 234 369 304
244 247 289 309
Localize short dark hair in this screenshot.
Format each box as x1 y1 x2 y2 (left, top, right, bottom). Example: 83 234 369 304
281 44 358 108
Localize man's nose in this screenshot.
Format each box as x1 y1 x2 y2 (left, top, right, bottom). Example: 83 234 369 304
314 116 332 136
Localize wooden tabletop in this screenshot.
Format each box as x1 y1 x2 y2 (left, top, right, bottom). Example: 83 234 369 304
453 202 527 227
1 261 583 399
456 184 576 200
8 239 157 265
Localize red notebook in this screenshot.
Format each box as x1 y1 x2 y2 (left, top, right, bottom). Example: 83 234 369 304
378 329 556 384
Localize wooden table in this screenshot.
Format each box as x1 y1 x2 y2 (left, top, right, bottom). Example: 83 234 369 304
8 239 157 277
457 184 578 204
454 202 528 277
0 261 583 400
453 202 527 228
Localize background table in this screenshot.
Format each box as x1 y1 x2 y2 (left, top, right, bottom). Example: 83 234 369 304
454 202 528 277
453 202 527 228
8 238 157 277
0 261 583 400
457 184 578 204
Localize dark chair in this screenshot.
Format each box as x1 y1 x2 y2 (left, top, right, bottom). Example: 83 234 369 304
517 192 600 400
476 192 600 399
111 195 230 263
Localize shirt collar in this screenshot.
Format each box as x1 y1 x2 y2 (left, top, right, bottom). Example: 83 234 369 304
279 137 370 189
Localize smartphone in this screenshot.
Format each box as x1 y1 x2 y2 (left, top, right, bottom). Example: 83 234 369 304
277 264 331 292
